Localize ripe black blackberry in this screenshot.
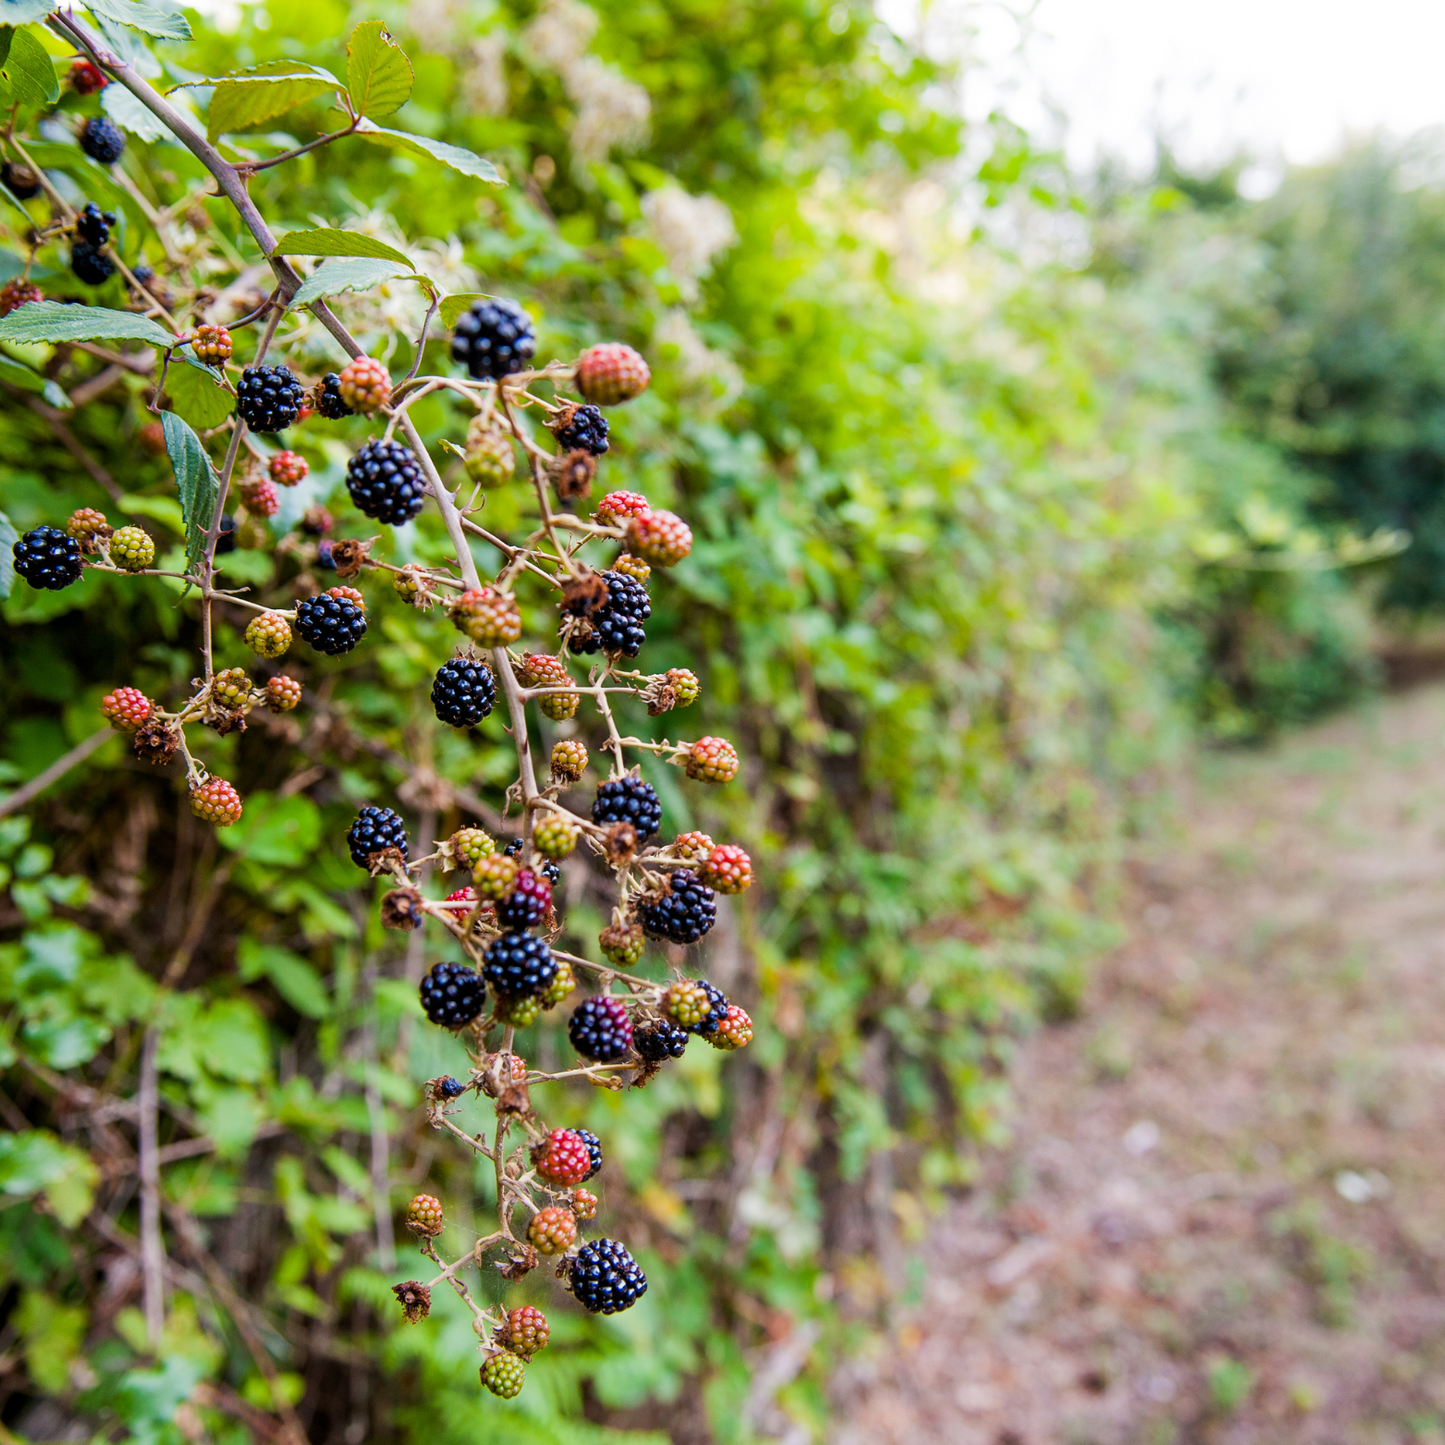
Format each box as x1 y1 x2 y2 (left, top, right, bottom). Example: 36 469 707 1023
295 592 367 654
553 404 609 456
13 526 83 590
572 571 650 658
70 242 113 286
215 515 237 554
568 995 633 1061
79 115 125 164
315 372 355 419
76 202 115 247
504 839 525 857
496 869 550 929
346 439 426 525
482 931 557 1000
539 859 561 886
347 806 408 867
634 1018 689 1062
570 1239 647 1314
450 296 536 379
236 364 304 433
435 1076 466 1099
419 961 485 1028
591 775 661 837
431 657 496 727
575 1128 603 1180
640 869 717 945
689 979 729 1036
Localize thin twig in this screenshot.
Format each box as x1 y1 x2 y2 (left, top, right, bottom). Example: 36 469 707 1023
0 726 112 818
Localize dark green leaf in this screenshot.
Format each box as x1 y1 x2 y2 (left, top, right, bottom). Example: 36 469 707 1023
0 352 70 408
1 25 59 105
100 82 171 141
198 61 343 143
164 348 232 428
288 256 413 309
345 19 413 119
271 227 413 267
353 120 503 184
0 300 175 348
84 0 189 40
161 411 219 575
237 938 329 1019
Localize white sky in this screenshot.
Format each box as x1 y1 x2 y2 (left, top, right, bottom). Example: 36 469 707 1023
933 0 1445 184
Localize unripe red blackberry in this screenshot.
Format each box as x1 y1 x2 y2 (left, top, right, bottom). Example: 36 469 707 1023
685 736 739 784
612 552 651 583
700 843 752 893
237 475 280 519
571 1189 598 1221
301 505 333 536
504 1305 550 1359
244 611 292 658
473 852 519 899
69 58 109 94
519 652 577 720
191 324 232 365
568 995 633 1062
528 1205 578 1256
709 1004 753 1051
337 355 391 413
66 508 111 546
541 960 576 1008
326 585 365 610
533 1128 593 1186
666 668 700 706
108 525 154 572
598 920 644 966
211 668 251 710
482 1352 525 1399
451 586 520 647
463 415 515 486
594 490 649 527
627 508 693 567
264 675 302 712
190 776 243 826
576 342 651 405
406 1193 444 1237
672 831 715 863
139 420 167 455
550 739 588 783
0 278 42 316
450 826 495 869
533 813 579 859
269 450 308 486
442 886 478 914
101 687 152 732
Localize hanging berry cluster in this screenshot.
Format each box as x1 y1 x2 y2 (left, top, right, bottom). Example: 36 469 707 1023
4 17 756 1402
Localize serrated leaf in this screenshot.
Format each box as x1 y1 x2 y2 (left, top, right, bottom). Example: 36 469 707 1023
1 26 59 105
0 300 175 349
84 0 189 40
271 227 413 268
101 82 171 142
0 351 70 408
0 2 58 24
439 292 496 327
161 411 220 575
198 61 344 142
91 11 160 77
164 350 233 429
0 510 16 599
353 120 503 184
288 256 412 310
346 19 413 119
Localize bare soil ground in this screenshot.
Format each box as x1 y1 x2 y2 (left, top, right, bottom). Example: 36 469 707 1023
833 686 1445 1445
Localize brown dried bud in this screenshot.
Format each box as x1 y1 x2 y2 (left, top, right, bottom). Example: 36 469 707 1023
328 536 373 579
392 1280 432 1323
476 1051 528 1098
599 917 643 964
381 887 424 930
548 448 596 501
132 719 179 766
603 822 638 867
645 683 678 716
559 567 610 619
498 1244 539 1281
365 844 408 878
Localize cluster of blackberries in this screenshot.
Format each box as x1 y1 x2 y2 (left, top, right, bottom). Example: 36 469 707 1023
591 776 661 837
450 297 536 380
76 203 115 247
295 592 367 654
640 869 718 945
568 995 632 1061
13 527 83 591
431 657 496 728
482 930 556 1000
570 1239 647 1314
496 869 550 929
571 570 651 658
346 439 425 525
553 404 609 456
237 364 305 433
79 116 125 164
347 805 408 867
70 200 119 287
420 960 485 1028
634 1018 689 1062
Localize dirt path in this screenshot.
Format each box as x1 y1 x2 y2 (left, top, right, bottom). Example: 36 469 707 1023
834 686 1445 1445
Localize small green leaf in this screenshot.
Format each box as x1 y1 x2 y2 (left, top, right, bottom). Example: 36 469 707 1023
100 82 171 141
196 60 344 143
438 292 494 327
345 19 413 119
353 119 503 184
0 299 176 349
1 26 59 105
217 792 320 866
160 411 220 575
0 2 59 24
116 492 184 535
271 227 413 268
164 349 233 429
237 938 329 1020
84 0 190 40
0 351 70 407
0 1130 98 1226
288 256 413 310
0 510 15 599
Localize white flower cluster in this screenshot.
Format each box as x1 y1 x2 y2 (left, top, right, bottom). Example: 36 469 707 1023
460 31 510 117
641 187 737 298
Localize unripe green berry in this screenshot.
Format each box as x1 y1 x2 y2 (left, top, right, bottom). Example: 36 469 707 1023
110 524 155 572
533 813 580 859
244 611 292 658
